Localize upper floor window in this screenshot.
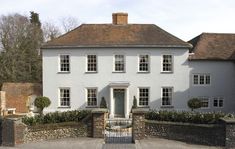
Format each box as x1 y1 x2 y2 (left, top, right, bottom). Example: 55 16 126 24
114 55 125 72
213 97 224 108
162 87 173 106
87 88 97 107
193 74 210 85
87 55 97 72
59 88 70 107
139 55 149 72
162 55 173 72
60 55 70 72
138 88 149 106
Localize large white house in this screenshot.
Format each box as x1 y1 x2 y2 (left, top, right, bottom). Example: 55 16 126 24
42 13 235 118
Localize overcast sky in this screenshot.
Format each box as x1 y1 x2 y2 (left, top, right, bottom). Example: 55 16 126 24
0 0 235 41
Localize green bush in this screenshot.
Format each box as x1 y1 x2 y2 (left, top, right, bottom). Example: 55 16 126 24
100 97 107 108
187 98 202 111
22 110 91 126
146 110 228 124
34 96 51 115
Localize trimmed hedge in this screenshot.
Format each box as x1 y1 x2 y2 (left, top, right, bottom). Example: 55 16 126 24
22 110 91 126
146 110 234 124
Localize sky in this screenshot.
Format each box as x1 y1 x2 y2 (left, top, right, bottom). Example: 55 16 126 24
0 0 235 41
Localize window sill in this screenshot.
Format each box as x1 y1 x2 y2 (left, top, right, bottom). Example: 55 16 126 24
161 105 174 109
58 106 71 109
86 106 99 108
85 71 98 74
57 72 70 74
112 71 126 73
161 71 173 74
137 71 150 74
138 106 150 108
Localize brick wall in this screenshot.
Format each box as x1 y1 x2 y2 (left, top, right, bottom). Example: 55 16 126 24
1 83 42 113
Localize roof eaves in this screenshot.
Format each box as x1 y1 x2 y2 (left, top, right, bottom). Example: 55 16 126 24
41 44 192 49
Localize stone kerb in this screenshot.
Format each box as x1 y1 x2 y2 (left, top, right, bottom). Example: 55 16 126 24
132 108 149 141
92 108 108 138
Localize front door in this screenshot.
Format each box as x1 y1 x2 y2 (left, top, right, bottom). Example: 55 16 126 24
114 89 125 117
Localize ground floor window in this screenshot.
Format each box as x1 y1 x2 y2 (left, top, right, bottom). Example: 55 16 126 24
162 87 173 106
213 97 224 107
199 97 209 108
59 88 70 107
87 88 97 106
138 88 149 106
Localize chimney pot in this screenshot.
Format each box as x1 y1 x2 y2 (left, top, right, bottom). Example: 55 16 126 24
112 12 128 25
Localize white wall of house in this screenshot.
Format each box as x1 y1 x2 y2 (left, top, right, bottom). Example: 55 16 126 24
189 61 235 113
42 47 191 115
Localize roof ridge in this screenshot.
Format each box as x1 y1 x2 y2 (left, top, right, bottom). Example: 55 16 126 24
201 32 235 35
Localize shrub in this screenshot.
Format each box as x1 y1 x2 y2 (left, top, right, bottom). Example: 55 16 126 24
146 110 228 124
100 97 107 108
34 96 51 115
132 96 137 109
187 98 202 111
22 110 91 126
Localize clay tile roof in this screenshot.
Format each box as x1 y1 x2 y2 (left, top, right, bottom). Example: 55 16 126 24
42 24 191 48
188 33 235 61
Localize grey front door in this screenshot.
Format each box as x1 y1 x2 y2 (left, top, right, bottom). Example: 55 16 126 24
114 89 125 117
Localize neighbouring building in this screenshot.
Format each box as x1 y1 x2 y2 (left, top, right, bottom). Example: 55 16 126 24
41 13 235 118
1 83 42 114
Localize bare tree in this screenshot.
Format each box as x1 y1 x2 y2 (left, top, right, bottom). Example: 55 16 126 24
60 16 79 33
42 22 61 41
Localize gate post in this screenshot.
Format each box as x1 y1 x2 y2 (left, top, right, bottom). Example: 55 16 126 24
2 118 27 146
92 108 108 138
132 108 148 142
220 118 235 148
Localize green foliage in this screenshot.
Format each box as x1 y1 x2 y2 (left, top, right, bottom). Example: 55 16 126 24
132 96 137 109
0 12 43 85
30 11 41 27
188 98 202 111
146 110 229 124
22 110 91 126
100 97 107 108
34 96 51 114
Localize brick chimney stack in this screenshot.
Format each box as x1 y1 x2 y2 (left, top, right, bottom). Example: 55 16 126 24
112 12 128 25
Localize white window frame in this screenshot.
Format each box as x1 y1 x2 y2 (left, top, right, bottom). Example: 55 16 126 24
161 87 173 106
86 87 98 107
58 54 70 73
58 87 71 107
198 97 210 109
86 54 97 73
138 54 150 73
192 74 211 86
138 87 150 107
113 54 125 72
213 97 224 108
161 54 173 73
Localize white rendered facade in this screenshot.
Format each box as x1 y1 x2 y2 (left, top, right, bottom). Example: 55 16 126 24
43 47 194 117
43 47 235 116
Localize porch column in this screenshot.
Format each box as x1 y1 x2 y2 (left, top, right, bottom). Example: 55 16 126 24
109 87 114 118
125 88 129 118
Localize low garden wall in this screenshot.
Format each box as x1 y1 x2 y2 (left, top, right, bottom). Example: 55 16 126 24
145 120 225 146
24 122 90 143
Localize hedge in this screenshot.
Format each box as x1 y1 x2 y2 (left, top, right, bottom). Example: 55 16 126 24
146 110 234 124
22 110 91 126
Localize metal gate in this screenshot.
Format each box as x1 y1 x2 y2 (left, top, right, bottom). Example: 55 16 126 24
104 118 133 144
